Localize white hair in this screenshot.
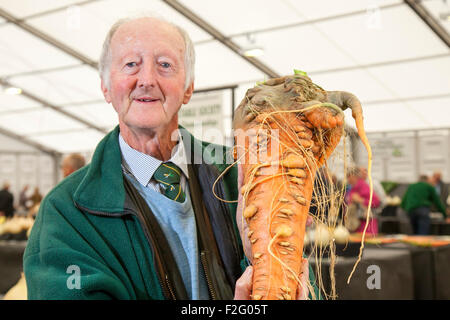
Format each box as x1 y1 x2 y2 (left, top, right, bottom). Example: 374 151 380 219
98 13 195 91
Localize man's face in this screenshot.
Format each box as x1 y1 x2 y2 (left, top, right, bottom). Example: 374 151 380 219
102 18 194 132
433 173 441 183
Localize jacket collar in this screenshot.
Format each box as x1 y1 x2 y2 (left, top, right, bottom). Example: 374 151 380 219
119 131 190 187
73 126 125 214
73 125 232 215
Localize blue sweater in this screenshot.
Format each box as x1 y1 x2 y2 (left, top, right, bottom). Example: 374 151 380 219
125 172 210 299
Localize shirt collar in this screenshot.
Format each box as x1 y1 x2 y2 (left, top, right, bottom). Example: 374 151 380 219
119 131 189 187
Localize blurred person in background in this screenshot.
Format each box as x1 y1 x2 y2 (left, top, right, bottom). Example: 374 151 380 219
19 185 30 210
28 187 42 209
0 182 15 219
358 167 387 215
429 171 449 214
26 187 43 220
345 168 381 235
401 174 448 235
61 153 86 178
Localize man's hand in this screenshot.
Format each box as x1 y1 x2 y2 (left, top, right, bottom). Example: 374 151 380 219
297 258 310 300
234 259 311 300
233 265 253 300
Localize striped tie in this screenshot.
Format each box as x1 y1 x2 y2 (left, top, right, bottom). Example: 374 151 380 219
153 162 186 203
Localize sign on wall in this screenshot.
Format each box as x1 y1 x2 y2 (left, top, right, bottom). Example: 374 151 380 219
385 134 417 183
357 131 450 183
362 133 417 183
179 91 225 145
418 134 448 180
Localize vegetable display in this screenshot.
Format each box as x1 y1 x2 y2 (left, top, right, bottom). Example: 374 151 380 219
232 72 372 300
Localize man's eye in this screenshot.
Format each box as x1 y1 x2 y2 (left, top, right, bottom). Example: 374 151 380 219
125 62 137 68
160 62 171 68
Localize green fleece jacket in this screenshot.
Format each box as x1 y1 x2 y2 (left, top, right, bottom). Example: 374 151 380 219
401 181 447 218
24 126 318 299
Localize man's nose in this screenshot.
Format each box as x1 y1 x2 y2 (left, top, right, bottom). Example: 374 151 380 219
137 63 156 88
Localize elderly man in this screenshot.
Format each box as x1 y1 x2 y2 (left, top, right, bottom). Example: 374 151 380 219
24 15 311 300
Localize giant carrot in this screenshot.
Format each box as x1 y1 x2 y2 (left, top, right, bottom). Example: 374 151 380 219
232 72 371 300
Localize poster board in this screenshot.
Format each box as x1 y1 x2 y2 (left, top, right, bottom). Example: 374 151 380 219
385 134 417 183
179 91 227 146
418 132 449 181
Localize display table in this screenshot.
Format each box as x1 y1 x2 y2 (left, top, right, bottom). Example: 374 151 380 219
378 217 413 234
381 242 450 299
309 247 414 300
380 205 398 217
0 240 27 294
430 221 450 235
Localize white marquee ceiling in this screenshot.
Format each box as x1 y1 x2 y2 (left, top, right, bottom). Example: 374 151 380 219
0 0 448 154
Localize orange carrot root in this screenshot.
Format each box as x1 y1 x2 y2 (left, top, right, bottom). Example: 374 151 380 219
229 73 371 300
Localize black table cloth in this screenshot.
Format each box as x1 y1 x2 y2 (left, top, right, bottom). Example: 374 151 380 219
430 222 450 235
382 242 450 299
309 247 414 300
0 240 27 295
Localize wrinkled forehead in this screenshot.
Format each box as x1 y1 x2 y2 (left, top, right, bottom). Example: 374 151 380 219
110 18 185 57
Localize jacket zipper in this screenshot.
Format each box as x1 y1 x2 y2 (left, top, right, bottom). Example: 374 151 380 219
75 202 174 300
200 251 217 300
165 275 176 300
131 209 175 300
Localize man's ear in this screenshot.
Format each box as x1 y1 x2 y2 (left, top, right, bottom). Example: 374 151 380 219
182 82 194 104
101 78 112 104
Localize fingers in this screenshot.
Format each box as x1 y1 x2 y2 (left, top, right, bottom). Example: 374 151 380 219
234 266 253 300
306 215 313 227
296 258 310 300
237 162 244 190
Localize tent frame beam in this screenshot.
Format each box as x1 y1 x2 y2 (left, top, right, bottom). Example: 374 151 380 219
363 92 450 105
3 51 447 81
162 0 280 79
195 1 404 42
405 0 450 48
0 126 60 157
308 53 450 75
0 78 108 134
17 0 100 21
0 7 98 68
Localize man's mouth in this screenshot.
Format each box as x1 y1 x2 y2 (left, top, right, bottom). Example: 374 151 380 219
134 97 159 103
